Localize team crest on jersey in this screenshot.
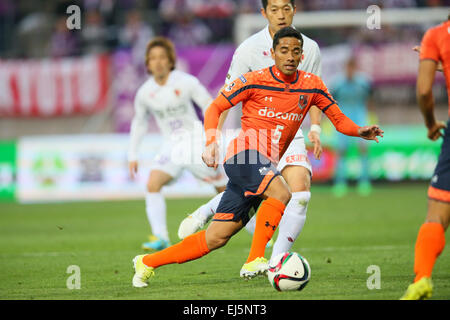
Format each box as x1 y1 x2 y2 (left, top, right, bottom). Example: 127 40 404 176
174 89 181 96
298 95 309 110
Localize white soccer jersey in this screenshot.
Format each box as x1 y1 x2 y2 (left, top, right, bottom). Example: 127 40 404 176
225 25 322 140
128 70 212 161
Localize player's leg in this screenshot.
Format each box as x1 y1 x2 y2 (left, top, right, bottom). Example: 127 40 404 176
132 183 247 287
178 192 224 239
414 199 449 279
142 168 175 251
401 199 449 299
245 139 312 257
401 121 449 299
244 175 291 267
269 164 311 260
177 163 228 239
333 133 349 197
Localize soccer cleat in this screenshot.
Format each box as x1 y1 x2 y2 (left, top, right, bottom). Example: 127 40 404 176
240 257 269 279
400 277 433 300
266 238 274 249
142 235 171 251
132 255 155 288
178 211 207 239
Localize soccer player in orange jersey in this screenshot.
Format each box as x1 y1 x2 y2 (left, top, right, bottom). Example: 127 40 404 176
401 16 450 300
131 27 383 287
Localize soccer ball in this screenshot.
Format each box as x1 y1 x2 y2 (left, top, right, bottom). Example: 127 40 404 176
267 252 311 291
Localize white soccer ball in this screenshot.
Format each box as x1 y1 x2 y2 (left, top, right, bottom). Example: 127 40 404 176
267 252 311 291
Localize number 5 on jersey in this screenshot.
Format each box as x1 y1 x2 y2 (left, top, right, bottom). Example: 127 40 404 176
272 125 285 144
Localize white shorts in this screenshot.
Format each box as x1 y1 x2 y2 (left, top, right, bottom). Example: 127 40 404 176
277 136 313 175
151 143 228 188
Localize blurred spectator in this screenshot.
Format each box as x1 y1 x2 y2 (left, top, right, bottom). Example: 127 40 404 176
0 0 16 57
236 0 263 13
190 0 235 18
49 16 81 57
118 9 154 63
167 15 212 46
159 0 196 21
16 11 53 58
81 9 108 54
191 0 235 42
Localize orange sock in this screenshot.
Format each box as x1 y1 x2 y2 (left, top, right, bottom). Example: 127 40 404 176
143 230 210 268
414 222 446 282
246 197 286 263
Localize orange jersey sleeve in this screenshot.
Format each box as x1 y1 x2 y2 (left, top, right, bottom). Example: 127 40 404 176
204 73 257 146
420 26 440 63
419 21 450 114
204 94 233 145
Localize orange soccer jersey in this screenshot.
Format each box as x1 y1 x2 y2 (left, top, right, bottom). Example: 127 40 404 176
204 65 360 163
420 20 450 116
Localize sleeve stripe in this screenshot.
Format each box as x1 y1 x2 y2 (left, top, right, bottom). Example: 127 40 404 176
322 102 336 113
223 84 285 101
221 92 234 107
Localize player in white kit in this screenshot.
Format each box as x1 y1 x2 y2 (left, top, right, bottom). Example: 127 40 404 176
178 0 323 268
128 37 227 251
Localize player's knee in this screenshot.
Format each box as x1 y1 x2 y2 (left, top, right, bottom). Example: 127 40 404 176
147 182 162 193
206 234 230 250
282 166 311 192
276 188 292 205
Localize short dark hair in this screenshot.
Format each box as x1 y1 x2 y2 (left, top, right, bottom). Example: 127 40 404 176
272 27 303 50
145 37 176 74
261 0 296 10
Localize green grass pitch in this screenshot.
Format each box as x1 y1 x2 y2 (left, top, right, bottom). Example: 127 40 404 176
0 183 448 300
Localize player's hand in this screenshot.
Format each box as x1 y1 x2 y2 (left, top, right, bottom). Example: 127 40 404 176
202 142 219 169
307 130 322 160
129 161 138 180
358 125 384 143
413 46 443 72
427 121 446 141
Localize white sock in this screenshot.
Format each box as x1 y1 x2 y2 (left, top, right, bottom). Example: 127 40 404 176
270 191 310 261
193 192 224 222
145 192 169 241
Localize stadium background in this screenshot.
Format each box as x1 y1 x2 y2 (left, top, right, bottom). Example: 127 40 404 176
0 0 448 202
0 0 449 302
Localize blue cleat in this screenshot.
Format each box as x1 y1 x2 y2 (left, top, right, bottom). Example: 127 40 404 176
141 235 171 251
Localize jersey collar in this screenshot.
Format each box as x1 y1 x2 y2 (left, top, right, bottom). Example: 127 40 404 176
270 65 299 84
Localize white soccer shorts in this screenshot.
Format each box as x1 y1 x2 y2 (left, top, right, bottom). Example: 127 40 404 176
277 136 313 175
151 143 228 188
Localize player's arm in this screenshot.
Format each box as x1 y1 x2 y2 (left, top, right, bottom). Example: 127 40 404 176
203 77 252 168
417 59 446 141
308 106 323 160
313 79 383 142
306 43 323 159
417 28 447 140
128 89 149 179
413 46 443 72
202 95 235 169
